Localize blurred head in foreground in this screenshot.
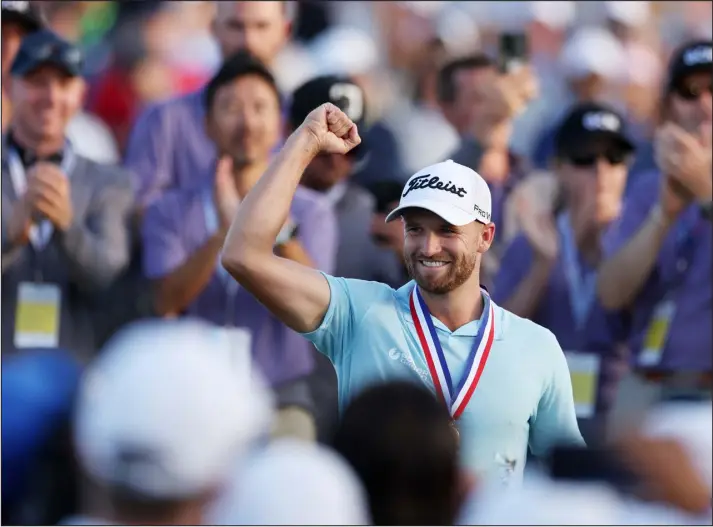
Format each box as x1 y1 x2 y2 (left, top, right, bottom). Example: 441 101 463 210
333 381 467 525
209 439 369 525
73 319 274 525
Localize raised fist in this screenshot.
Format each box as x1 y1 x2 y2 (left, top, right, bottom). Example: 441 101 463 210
299 103 362 156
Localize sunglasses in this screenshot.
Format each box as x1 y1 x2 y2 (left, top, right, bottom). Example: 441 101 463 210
568 151 629 167
672 81 713 102
22 41 82 69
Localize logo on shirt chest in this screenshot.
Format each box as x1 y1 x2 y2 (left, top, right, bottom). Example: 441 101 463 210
387 347 430 383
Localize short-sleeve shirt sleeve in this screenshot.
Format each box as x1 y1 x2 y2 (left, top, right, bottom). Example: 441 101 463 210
301 273 392 365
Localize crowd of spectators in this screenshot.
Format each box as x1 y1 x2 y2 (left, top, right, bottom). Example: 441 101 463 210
1 1 711 524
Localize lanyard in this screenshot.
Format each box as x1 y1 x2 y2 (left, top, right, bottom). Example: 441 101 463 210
557 212 598 331
7 143 75 251
201 188 239 324
410 285 495 421
670 211 701 291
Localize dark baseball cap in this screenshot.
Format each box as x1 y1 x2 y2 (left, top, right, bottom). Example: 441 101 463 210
10 29 83 78
289 75 369 159
554 102 635 160
666 39 713 92
1 0 44 32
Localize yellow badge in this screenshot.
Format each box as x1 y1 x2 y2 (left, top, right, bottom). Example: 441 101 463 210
565 352 601 419
14 282 61 348
639 300 675 367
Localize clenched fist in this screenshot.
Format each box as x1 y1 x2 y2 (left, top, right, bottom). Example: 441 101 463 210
299 103 362 156
26 162 74 231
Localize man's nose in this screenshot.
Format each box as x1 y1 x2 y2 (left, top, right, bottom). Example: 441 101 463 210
420 232 442 257
41 81 62 105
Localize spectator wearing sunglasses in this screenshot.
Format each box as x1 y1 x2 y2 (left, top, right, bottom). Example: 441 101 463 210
1 30 134 361
493 102 635 442
598 40 712 420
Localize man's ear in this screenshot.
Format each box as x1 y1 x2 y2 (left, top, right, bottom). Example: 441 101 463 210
479 222 496 254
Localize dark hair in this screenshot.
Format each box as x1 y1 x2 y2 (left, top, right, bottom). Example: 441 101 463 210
203 50 281 113
332 381 461 526
437 53 495 104
367 181 405 214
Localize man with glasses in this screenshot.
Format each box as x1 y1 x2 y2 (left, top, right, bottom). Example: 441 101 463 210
493 102 634 442
597 40 712 434
1 30 134 360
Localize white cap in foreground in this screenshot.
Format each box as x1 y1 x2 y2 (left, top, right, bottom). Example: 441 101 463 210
74 319 274 499
386 160 492 226
209 439 369 525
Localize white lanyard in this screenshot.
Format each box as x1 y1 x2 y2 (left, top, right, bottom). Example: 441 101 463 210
201 188 238 295
8 143 75 251
557 212 598 331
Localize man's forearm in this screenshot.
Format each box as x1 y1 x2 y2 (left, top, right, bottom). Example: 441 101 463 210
154 233 224 316
222 129 317 270
597 206 673 310
60 223 131 291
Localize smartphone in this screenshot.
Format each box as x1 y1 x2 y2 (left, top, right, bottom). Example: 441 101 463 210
499 32 528 74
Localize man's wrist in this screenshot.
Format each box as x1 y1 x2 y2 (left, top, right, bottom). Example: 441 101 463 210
290 127 321 160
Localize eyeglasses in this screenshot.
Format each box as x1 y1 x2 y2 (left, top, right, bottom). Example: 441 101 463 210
568 151 629 167
672 81 713 102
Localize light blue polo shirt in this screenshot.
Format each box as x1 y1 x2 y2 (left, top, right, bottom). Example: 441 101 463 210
303 274 584 485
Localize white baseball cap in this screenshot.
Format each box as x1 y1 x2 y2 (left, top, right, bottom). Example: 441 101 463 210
74 319 275 500
385 160 492 226
209 439 370 525
560 26 626 81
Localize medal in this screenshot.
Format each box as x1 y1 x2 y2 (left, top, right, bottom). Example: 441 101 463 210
410 285 495 422
450 420 460 444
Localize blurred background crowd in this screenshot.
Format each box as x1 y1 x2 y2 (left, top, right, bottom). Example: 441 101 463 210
1 0 711 525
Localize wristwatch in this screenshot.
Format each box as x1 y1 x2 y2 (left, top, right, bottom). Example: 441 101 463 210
274 221 299 247
700 200 713 221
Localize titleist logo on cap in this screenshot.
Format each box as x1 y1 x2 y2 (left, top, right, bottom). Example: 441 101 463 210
402 174 467 198
683 45 713 66
582 111 621 132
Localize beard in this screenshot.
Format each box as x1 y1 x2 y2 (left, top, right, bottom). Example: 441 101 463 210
404 249 478 295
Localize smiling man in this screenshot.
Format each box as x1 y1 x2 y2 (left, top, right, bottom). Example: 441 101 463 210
220 103 584 485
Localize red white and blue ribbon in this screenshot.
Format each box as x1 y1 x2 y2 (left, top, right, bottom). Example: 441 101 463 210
409 285 495 420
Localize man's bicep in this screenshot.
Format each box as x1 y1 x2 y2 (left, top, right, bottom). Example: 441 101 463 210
224 255 333 335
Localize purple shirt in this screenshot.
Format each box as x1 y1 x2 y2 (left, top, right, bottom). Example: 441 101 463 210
124 90 215 209
124 90 286 209
493 231 628 412
140 184 338 385
602 171 712 371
